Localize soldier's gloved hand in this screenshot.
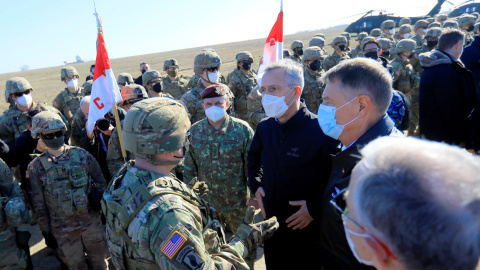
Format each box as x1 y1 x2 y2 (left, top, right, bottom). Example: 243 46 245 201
234 206 279 252
192 181 209 199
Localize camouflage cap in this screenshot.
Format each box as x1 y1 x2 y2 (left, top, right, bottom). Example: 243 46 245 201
380 20 395 30
302 46 323 61
236 51 253 62
83 80 93 96
378 38 392 49
142 70 161 86
369 28 382 37
331 36 347 46
436 14 448 22
356 32 368 41
61 66 80 81
4 197 28 227
361 37 380 50
314 33 326 39
414 20 429 31
443 20 459 28
341 32 351 40
163 58 179 70
399 24 413 35
117 73 134 84
428 22 441 29
31 111 67 139
399 17 411 26
120 84 148 104
291 40 303 50
283 49 293 57
122 97 191 160
425 27 443 38
396 39 417 53
309 37 325 47
458 15 476 27
193 50 221 75
5 77 32 103
426 17 435 24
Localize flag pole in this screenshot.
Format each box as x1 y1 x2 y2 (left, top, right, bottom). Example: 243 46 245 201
113 104 127 160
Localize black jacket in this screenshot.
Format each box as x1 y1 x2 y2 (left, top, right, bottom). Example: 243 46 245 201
419 49 477 147
461 35 480 90
134 75 143 85
319 116 402 270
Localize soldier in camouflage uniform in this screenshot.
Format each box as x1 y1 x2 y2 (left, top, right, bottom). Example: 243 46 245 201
309 36 327 58
27 111 107 270
283 49 293 59
412 20 429 48
428 22 441 29
0 77 70 146
161 58 188 100
101 97 278 270
247 85 266 131
290 40 304 63
370 28 382 39
436 14 448 26
323 36 350 71
398 24 413 40
351 32 368 58
410 27 442 75
391 39 420 135
341 32 353 57
458 15 476 46
142 70 173 99
117 72 134 92
301 47 325 114
53 66 84 124
379 38 395 60
181 50 236 124
381 20 396 41
443 20 459 29
399 17 411 26
0 157 29 270
228 51 258 123
71 96 90 147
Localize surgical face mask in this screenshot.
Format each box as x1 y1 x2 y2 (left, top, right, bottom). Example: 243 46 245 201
168 69 178 77
468 24 474 32
297 48 304 56
242 62 252 71
16 94 33 107
207 71 219 83
338 44 346 51
403 33 411 39
427 40 438 48
141 68 147 74
41 135 65 150
309 60 321 71
67 78 78 88
152 82 162 93
262 87 296 118
388 28 395 35
205 105 226 122
364 52 378 60
345 227 374 265
317 96 359 140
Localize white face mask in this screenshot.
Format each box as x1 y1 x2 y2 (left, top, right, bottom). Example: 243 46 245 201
345 227 374 265
207 72 219 83
16 94 33 107
403 33 411 39
389 28 395 35
205 105 226 122
262 87 296 118
67 78 79 88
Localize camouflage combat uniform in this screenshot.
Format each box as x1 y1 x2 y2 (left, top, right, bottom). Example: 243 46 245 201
302 67 325 114
291 54 302 63
186 74 201 90
247 86 266 131
71 108 87 147
226 68 241 85
229 71 257 122
323 52 350 71
411 33 425 48
106 123 134 177
28 145 107 270
0 158 28 270
411 44 431 75
350 45 362 59
184 115 253 232
53 88 83 124
162 76 188 100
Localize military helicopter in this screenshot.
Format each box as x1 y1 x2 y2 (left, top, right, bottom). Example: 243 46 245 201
448 0 480 17
344 0 446 34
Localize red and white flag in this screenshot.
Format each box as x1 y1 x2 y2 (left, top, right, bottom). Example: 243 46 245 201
87 13 122 132
257 1 283 86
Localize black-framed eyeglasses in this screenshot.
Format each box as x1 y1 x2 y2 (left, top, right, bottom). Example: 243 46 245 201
41 130 64 140
13 89 31 97
241 59 253 64
206 67 219 72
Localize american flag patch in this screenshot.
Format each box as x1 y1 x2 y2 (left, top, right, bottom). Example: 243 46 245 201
161 232 186 259
248 93 255 99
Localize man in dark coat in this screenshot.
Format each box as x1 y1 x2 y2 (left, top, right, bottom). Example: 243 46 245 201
419 28 477 148
247 59 338 270
134 62 150 85
461 34 480 90
317 58 402 270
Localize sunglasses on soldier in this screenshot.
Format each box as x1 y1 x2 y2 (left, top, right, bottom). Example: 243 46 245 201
41 130 64 140
206 67 219 72
13 89 31 97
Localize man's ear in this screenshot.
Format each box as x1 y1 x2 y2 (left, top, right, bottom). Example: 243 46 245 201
27 125 32 131
357 95 372 116
294 86 302 98
363 236 393 268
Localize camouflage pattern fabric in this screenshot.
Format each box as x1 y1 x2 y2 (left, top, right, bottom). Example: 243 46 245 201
291 54 302 63
323 52 350 71
229 71 258 122
0 158 27 270
102 163 250 270
411 33 425 48
186 74 201 90
350 45 362 59
302 67 326 114
27 146 107 269
465 32 474 47
247 86 266 131
106 122 134 177
70 108 87 147
226 68 241 85
411 44 431 76
184 115 253 231
162 75 188 100
391 55 417 97
53 88 83 124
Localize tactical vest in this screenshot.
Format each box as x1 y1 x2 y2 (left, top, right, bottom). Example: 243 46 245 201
102 164 225 269
60 89 82 121
393 60 415 94
37 148 91 218
232 73 257 118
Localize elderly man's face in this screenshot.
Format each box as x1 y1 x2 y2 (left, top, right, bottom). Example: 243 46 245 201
260 68 297 101
322 79 360 128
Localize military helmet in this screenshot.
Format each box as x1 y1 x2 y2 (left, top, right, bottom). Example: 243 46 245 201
283 49 293 58
356 32 368 41
142 70 161 86
369 28 382 37
443 20 459 28
471 12 479 20
117 73 134 85
458 15 476 27
302 46 322 61
120 84 148 104
436 14 448 23
399 17 411 26
341 32 351 40
331 36 347 46
399 24 413 35
5 77 32 103
314 33 326 39
396 39 417 53
163 58 179 70
122 97 191 161
425 27 443 38
83 80 93 96
380 20 395 30
236 51 253 62
378 38 392 49
193 50 221 75
414 20 429 31
361 37 380 50
31 111 67 139
428 22 441 29
426 17 435 24
291 40 303 50
309 37 325 47
60 66 79 81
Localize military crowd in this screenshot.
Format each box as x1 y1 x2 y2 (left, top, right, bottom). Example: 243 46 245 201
0 10 479 270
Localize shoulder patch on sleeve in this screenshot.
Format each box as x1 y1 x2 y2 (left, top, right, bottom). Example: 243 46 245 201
180 98 187 106
161 231 187 259
53 100 58 107
395 71 400 76
248 93 255 100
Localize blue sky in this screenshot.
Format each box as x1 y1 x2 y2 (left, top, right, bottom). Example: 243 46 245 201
0 0 463 74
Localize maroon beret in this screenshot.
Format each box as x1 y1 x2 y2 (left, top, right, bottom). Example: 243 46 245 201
201 84 228 99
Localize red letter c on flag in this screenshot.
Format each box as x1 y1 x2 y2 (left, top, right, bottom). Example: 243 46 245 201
94 97 104 109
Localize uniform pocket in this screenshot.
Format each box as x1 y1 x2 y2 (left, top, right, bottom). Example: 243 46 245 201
72 188 87 210
70 166 88 188
56 189 73 215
